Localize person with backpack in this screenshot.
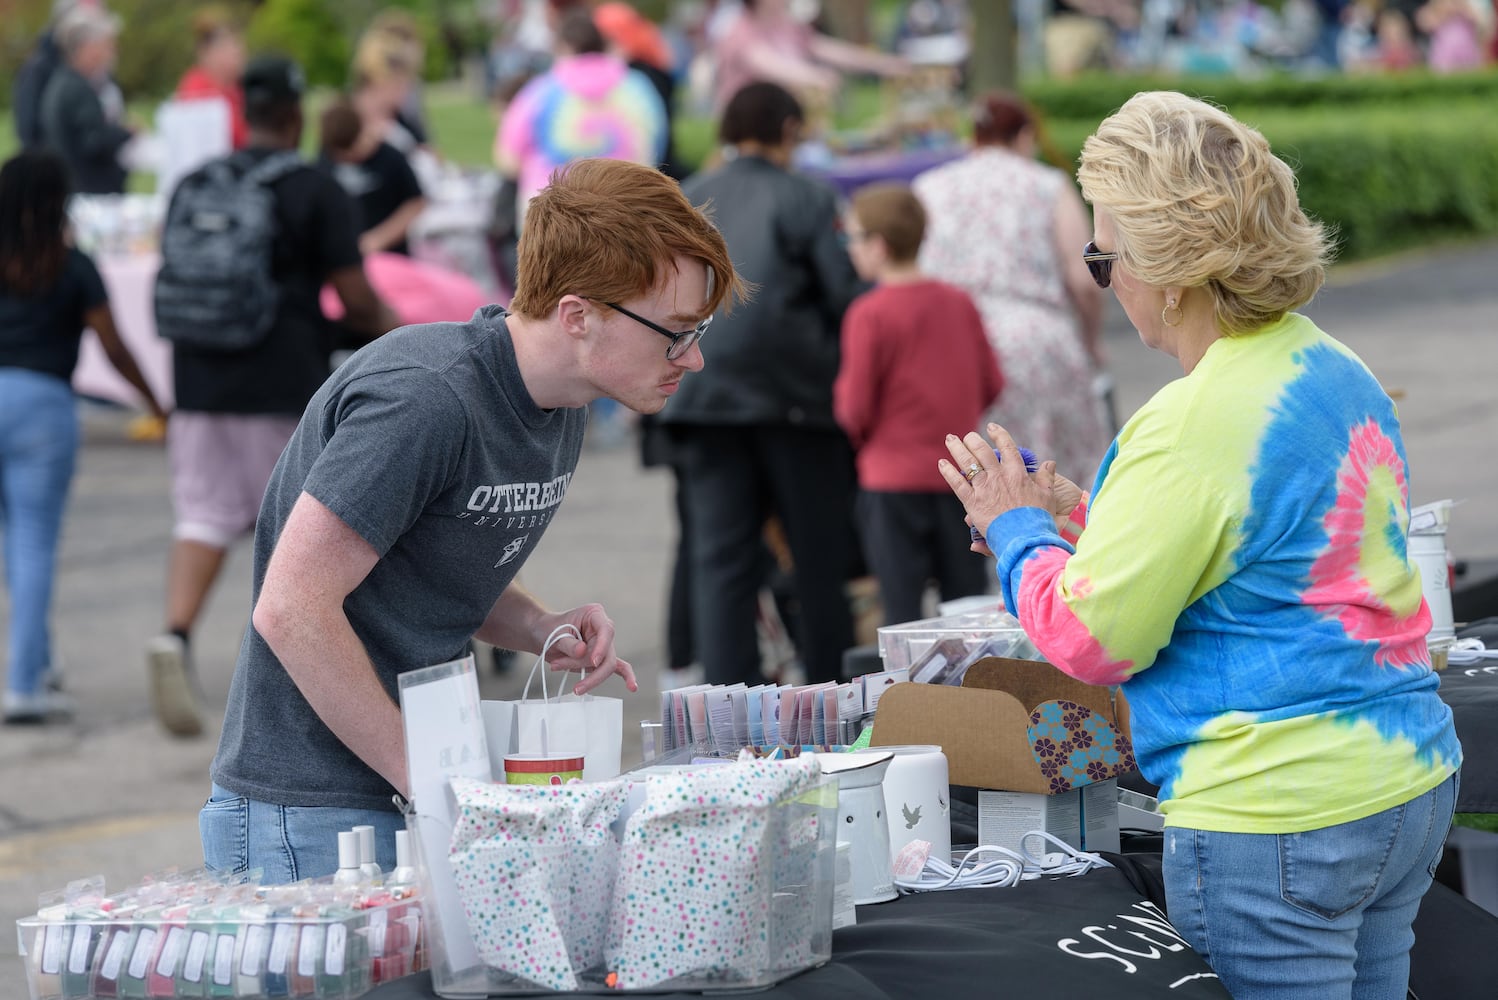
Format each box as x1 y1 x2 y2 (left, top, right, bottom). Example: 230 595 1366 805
147 55 398 739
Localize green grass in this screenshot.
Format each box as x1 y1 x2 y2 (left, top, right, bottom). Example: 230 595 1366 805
0 79 890 188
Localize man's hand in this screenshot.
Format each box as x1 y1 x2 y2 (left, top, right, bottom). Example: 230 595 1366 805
536 604 638 696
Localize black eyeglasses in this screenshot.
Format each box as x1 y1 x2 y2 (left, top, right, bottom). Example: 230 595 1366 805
604 301 713 360
1083 242 1119 289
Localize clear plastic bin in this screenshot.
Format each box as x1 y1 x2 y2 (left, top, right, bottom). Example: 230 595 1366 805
876 609 1041 679
410 775 837 996
16 891 419 1000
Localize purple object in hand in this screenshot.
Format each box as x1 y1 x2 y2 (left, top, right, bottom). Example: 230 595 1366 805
969 447 1041 545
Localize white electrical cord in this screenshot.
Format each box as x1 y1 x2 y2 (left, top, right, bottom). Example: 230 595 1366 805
893 830 1112 893
1448 637 1498 667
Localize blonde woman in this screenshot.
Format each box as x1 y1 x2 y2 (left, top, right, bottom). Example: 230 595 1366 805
941 92 1460 998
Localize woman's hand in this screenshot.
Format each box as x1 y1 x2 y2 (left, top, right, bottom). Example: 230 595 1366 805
1048 472 1087 535
939 423 1056 541
965 515 994 557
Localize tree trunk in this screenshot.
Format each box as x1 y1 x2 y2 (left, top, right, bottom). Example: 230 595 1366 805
818 0 872 44
968 0 1018 93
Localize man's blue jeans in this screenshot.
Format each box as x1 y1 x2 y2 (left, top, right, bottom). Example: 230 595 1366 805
200 783 406 883
0 369 78 698
1164 773 1457 999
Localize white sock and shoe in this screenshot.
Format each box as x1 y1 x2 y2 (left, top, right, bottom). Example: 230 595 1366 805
2 687 75 725
148 633 205 738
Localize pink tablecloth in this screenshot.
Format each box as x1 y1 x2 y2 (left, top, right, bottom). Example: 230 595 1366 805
73 252 172 410
319 252 491 327
73 252 494 411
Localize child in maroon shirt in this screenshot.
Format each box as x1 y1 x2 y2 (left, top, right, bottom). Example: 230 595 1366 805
834 183 1004 625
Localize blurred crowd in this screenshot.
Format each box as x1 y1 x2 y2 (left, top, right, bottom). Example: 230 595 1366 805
2 0 1495 727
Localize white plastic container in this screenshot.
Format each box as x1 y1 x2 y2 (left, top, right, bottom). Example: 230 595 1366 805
1410 499 1456 668
876 745 952 866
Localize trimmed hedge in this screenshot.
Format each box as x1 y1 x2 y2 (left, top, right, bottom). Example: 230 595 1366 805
1045 99 1498 261
1022 69 1498 122
1269 104 1498 259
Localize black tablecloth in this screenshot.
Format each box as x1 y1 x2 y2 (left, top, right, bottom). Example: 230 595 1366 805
1454 559 1498 623
1438 619 1498 813
365 846 1498 1000
368 862 1230 999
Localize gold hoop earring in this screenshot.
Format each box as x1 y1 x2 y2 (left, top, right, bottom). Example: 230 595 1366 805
1162 301 1183 328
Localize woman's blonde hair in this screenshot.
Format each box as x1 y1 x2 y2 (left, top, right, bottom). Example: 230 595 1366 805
1077 91 1332 336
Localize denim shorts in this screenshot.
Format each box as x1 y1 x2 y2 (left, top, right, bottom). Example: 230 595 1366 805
1163 772 1457 1000
199 783 407 884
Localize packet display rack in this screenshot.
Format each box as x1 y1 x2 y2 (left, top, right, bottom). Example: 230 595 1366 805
17 875 422 1000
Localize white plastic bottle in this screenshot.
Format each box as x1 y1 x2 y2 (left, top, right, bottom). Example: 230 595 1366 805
353 825 383 880
332 830 364 886
387 829 423 972
389 830 417 886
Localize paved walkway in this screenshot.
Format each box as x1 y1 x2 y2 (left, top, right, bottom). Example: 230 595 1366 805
3 239 1497 996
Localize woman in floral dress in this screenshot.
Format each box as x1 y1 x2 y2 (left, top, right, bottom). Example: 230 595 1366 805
914 92 1109 486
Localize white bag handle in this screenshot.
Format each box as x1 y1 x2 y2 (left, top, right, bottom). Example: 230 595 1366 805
520 624 585 704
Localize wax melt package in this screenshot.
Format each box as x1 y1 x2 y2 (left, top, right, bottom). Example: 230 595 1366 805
17 870 423 1000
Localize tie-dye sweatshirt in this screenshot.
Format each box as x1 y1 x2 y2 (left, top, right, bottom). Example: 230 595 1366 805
986 313 1461 832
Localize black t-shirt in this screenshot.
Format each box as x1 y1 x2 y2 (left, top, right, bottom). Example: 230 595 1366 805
318 142 423 255
172 148 364 415
0 246 108 382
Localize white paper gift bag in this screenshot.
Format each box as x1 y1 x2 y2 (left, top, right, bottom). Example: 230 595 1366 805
482 625 624 782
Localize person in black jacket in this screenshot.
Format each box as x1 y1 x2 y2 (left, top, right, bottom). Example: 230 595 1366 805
12 18 63 149
38 4 133 195
658 81 864 687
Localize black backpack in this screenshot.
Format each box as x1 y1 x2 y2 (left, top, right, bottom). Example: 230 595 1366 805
154 150 305 352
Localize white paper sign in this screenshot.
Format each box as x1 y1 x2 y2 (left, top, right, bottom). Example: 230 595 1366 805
398 654 490 971
153 98 233 199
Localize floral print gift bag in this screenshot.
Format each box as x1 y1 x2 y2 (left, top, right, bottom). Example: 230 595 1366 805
447 776 628 990
605 758 823 989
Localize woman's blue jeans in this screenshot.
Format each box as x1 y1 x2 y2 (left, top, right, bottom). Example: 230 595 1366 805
1163 773 1457 1000
0 369 78 698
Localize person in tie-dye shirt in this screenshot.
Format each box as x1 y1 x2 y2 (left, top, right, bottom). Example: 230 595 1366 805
939 92 1461 1000
494 8 667 230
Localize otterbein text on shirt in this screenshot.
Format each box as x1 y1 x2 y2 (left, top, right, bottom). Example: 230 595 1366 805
463 473 573 516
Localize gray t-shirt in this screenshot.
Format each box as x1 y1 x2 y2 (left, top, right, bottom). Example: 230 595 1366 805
211 306 587 810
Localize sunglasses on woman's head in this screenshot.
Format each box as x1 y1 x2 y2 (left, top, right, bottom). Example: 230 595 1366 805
1083 242 1119 289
